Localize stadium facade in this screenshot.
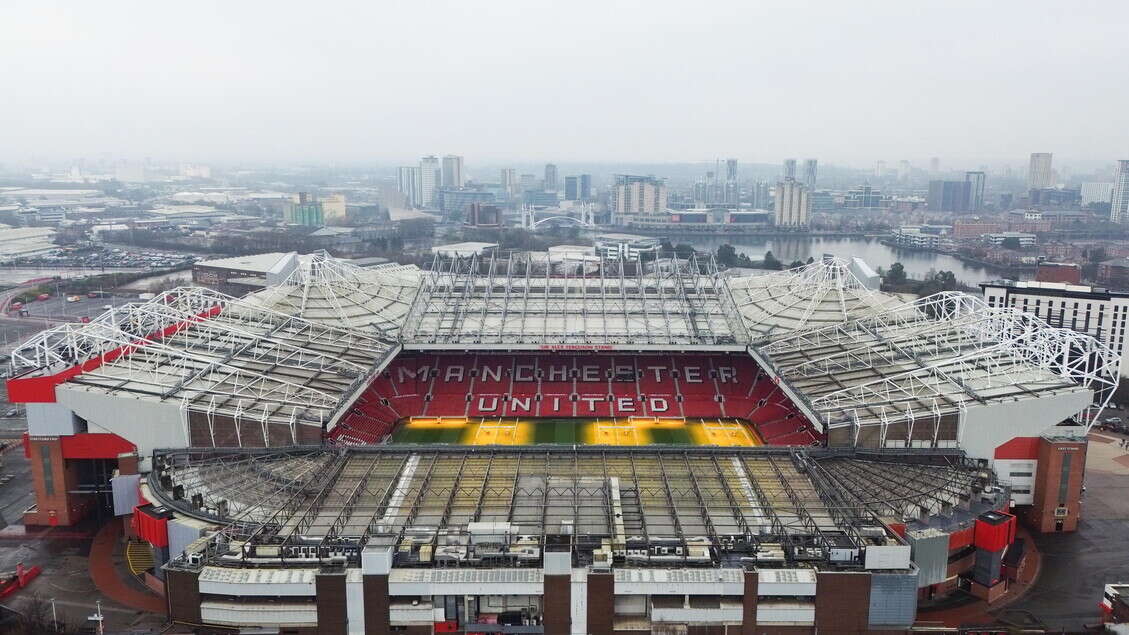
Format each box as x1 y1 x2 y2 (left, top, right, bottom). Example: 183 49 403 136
6 252 1118 634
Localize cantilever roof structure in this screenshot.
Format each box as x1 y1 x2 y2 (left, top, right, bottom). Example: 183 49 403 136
8 286 398 429
753 292 1119 442
726 258 905 340
401 252 750 349
244 252 421 336
150 445 994 565
6 253 1118 442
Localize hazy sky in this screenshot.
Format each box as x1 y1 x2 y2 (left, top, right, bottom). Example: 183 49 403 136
3 1 1126 168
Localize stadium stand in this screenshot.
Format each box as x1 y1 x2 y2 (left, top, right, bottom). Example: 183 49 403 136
331 353 822 445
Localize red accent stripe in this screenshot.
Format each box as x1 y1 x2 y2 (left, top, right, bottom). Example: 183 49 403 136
60 433 136 459
994 436 1041 460
5 305 222 404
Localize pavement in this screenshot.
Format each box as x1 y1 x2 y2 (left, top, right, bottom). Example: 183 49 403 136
0 444 167 633
996 431 1129 631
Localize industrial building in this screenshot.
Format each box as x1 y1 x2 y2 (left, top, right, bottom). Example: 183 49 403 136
5 253 1119 634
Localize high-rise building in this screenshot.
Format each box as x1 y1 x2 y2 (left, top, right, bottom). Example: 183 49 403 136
751 181 771 209
875 160 887 177
964 171 986 212
774 180 810 227
320 194 347 222
397 166 421 207
1112 160 1129 224
783 159 797 180
929 157 941 173
564 176 580 201
519 173 538 192
419 156 440 207
500 168 517 195
441 155 465 188
579 174 592 201
725 158 738 182
544 164 558 192
609 175 667 220
927 180 971 212
1028 153 1054 189
803 159 818 189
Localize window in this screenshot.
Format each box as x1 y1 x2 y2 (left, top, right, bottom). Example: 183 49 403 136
40 445 54 497
1009 471 1033 477
1012 488 1031 494
1058 453 1073 505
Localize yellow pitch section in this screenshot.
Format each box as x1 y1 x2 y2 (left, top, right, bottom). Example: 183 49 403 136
394 416 760 447
691 419 759 447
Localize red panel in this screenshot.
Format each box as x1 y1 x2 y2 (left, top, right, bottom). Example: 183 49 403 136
132 505 169 548
994 437 1041 460
974 512 1016 552
948 525 975 551
60 433 136 459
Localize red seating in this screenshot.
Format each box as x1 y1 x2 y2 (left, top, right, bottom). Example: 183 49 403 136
329 352 819 446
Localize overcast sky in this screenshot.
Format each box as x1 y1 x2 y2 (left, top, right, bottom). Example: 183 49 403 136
3 1 1126 168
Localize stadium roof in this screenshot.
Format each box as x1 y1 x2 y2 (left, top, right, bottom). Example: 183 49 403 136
401 252 750 350
726 257 904 339
752 291 1119 440
244 252 421 337
150 445 995 567
6 254 1117 438
8 286 399 429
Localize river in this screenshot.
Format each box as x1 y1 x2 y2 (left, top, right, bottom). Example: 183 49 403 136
672 235 1005 287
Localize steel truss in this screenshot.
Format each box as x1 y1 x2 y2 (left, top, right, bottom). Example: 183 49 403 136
726 257 904 339
150 445 987 568
8 286 398 425
401 252 749 347
756 291 1120 436
246 251 421 336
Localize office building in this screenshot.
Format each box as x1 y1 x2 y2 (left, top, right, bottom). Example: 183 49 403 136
544 163 558 192
982 280 1129 376
927 180 972 212
725 158 738 182
396 166 421 207
564 176 579 201
750 181 771 209
774 179 810 227
500 168 517 195
441 155 464 188
844 185 884 209
1112 161 1129 224
783 158 797 180
594 233 661 260
1081 182 1114 207
419 156 440 207
965 171 986 212
519 173 538 192
930 157 941 173
579 173 592 200
875 160 887 177
609 175 667 219
1028 153 1054 189
803 159 818 189
436 188 494 217
284 192 324 226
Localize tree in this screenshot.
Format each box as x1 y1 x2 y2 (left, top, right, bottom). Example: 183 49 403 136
674 243 696 259
886 262 907 285
789 260 805 269
1000 237 1022 250
934 270 958 291
762 251 783 270
806 256 815 264
716 244 739 267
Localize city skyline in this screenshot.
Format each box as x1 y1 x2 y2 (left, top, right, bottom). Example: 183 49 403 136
2 1 1127 165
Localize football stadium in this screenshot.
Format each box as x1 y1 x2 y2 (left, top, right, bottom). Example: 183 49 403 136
5 252 1119 634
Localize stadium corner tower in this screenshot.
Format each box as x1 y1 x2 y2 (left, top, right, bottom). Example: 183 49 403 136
6 252 1118 634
